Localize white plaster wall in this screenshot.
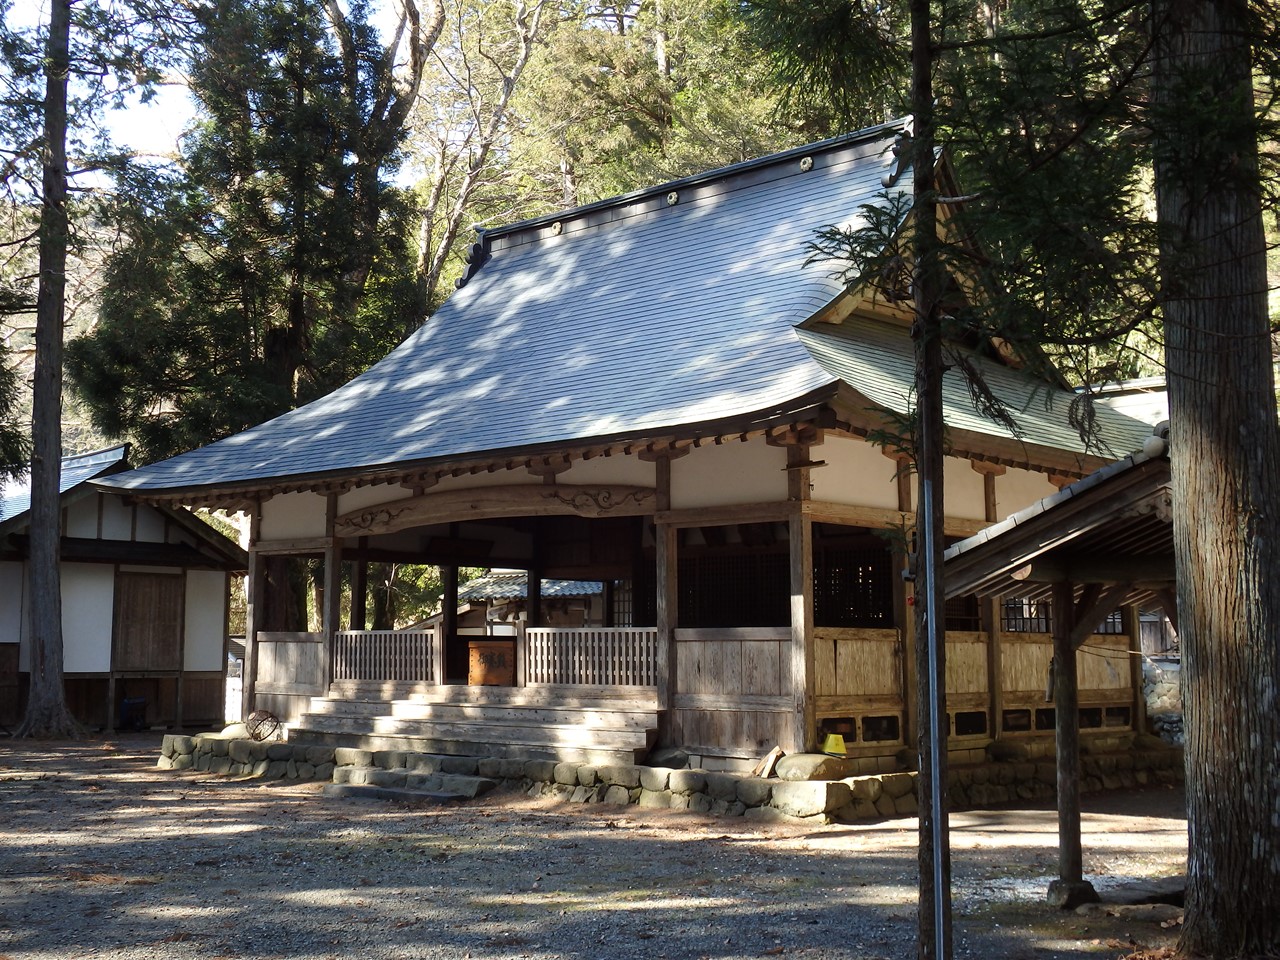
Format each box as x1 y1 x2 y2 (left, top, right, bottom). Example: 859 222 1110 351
60 564 114 673
562 456 656 487
337 484 412 515
101 495 134 540
670 441 788 509
944 458 988 522
430 471 543 494
995 467 1059 521
64 495 98 538
184 570 227 671
134 504 166 542
810 436 900 510
260 491 327 539
0 561 25 646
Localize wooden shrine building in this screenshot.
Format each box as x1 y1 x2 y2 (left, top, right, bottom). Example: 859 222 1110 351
98 121 1157 769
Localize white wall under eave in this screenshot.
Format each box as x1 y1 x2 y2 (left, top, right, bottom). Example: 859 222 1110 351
64 494 99 538
670 440 788 509
60 563 114 673
260 491 327 540
0 561 25 646
996 467 1059 521
134 504 167 543
184 570 227 671
101 494 134 540
944 458 988 522
337 484 412 516
810 436 900 510
561 455 656 488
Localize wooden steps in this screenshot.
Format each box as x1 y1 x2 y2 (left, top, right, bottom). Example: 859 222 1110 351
292 684 661 766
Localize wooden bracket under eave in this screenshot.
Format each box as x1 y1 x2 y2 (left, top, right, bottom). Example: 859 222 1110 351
765 424 825 447
526 456 572 479
637 441 693 462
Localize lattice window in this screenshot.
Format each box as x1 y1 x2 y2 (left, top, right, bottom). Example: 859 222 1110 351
1001 597 1052 633
677 552 790 628
945 594 982 631
609 579 634 627
814 543 895 629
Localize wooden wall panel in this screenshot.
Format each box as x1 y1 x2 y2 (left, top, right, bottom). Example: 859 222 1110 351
1001 633 1052 694
813 628 900 698
182 674 226 726
1077 636 1130 691
255 632 325 724
945 631 989 695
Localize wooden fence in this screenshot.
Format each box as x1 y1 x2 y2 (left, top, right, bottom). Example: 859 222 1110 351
523 627 659 687
332 630 435 683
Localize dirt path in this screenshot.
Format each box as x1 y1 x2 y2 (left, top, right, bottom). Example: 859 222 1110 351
0 736 1186 960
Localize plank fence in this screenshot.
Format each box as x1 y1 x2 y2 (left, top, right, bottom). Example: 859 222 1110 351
332 630 435 683
524 627 659 687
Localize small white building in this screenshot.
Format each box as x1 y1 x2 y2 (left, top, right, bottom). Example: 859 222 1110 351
0 446 247 730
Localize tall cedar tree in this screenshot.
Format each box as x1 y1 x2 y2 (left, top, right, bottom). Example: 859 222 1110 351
1150 0 1280 953
746 0 1280 954
67 0 435 465
18 0 78 738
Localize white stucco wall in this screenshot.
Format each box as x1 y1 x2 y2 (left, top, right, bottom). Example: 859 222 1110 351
810 436 900 509
995 467 1059 521
562 456 657 488
59 563 114 673
0 561 25 646
943 458 988 522
184 570 227 671
337 484 412 516
101 495 134 540
670 441 788 509
134 504 167 543
64 495 98 538
260 491 327 539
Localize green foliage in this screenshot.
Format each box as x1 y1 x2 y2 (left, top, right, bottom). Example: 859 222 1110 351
66 0 426 463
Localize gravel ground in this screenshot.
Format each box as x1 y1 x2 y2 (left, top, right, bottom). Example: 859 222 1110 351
0 736 1187 960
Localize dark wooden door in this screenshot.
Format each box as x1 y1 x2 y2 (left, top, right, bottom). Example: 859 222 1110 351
114 572 184 672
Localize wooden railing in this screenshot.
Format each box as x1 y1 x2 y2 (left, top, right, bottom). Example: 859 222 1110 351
332 630 435 683
524 627 660 687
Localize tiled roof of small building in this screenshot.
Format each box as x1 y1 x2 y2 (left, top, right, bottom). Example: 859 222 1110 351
458 572 603 603
0 445 128 530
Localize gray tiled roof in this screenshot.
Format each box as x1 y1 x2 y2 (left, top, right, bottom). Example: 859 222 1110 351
0 445 128 529
458 572 603 602
99 119 1150 496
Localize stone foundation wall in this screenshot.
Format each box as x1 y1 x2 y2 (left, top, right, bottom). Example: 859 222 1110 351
159 733 1184 826
159 734 336 781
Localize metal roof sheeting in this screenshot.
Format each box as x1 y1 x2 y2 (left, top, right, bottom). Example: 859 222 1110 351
796 320 1150 457
98 120 1150 496
100 124 910 494
0 445 128 529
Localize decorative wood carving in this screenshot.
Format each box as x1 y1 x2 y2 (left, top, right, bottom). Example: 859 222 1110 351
334 483 658 537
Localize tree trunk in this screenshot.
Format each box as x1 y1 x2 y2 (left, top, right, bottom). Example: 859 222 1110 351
1151 1 1280 954
909 0 952 955
17 0 79 739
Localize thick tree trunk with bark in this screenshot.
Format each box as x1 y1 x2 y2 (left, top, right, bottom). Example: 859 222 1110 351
1151 1 1280 954
18 0 79 739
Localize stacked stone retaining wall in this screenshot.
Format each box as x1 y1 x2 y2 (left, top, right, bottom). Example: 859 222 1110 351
159 733 1184 826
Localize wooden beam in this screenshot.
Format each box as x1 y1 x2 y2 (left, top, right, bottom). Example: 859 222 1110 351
242 509 264 719
1013 557 1175 585
335 483 657 537
1070 582 1133 649
321 494 342 694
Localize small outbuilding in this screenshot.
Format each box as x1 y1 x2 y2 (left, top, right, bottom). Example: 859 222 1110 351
0 446 247 730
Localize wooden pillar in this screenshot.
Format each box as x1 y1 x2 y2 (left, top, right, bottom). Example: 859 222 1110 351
895 454 918 746
527 567 543 628
442 564 459 683
655 454 677 725
975 463 1005 742
1048 580 1098 908
1126 604 1147 735
175 571 188 729
321 494 342 694
349 536 367 630
242 506 264 719
788 444 815 754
